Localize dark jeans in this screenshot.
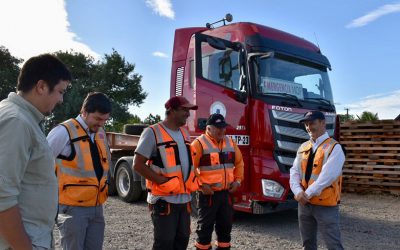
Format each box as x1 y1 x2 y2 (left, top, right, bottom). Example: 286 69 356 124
150 200 191 250
196 190 233 250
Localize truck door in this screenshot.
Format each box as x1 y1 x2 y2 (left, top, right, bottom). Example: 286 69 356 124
194 33 250 194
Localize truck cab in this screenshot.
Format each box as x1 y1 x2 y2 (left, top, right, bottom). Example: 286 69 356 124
170 18 337 214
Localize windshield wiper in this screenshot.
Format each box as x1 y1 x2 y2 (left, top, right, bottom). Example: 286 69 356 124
304 97 332 106
265 93 303 107
304 97 335 111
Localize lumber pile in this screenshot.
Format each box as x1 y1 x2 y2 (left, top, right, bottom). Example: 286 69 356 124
340 120 400 195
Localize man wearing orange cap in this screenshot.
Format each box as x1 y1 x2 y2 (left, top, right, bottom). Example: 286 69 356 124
133 96 200 250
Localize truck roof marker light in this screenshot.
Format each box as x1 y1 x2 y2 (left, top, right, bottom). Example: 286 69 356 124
206 13 233 29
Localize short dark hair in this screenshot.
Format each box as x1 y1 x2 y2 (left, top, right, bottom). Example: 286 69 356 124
81 92 112 114
17 54 71 93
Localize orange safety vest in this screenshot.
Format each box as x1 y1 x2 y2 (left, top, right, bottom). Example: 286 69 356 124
56 119 111 206
146 123 199 196
196 134 236 191
298 137 342 206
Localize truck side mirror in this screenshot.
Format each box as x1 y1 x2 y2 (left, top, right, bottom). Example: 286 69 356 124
206 37 226 50
235 90 247 104
219 55 233 81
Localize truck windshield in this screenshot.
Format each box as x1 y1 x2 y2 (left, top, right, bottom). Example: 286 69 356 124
254 54 334 104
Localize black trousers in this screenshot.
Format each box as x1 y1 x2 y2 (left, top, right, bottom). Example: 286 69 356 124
150 200 191 250
196 190 233 250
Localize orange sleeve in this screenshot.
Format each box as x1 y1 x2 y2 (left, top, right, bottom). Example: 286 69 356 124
190 138 203 180
233 142 244 182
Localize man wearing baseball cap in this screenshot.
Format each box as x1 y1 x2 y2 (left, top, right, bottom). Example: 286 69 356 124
290 110 345 250
192 113 244 250
133 96 199 250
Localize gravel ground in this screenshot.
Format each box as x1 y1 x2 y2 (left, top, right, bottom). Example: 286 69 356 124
54 193 400 249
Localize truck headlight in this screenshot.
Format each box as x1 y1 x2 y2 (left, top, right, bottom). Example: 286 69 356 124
261 179 284 198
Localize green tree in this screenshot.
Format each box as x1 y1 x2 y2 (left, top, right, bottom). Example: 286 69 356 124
109 114 142 132
144 113 162 125
47 50 95 130
45 49 147 132
91 49 147 126
338 114 355 123
0 46 22 100
356 111 379 121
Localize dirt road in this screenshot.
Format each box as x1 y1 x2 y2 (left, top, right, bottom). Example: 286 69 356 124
57 193 400 249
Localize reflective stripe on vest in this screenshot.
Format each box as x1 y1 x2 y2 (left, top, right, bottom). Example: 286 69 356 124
56 118 110 206
299 138 342 206
197 134 235 190
146 123 199 196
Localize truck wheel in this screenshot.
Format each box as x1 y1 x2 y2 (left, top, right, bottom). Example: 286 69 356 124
116 162 142 202
190 192 199 217
107 169 117 196
123 124 148 135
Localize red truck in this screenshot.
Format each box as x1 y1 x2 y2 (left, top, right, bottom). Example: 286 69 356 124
169 14 339 214
108 14 339 214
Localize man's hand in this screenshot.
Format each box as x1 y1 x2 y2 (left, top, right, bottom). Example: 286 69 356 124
229 181 240 193
295 191 310 205
0 206 32 250
133 153 168 184
158 176 169 184
200 184 214 195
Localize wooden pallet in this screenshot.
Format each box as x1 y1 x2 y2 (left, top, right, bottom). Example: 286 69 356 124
340 120 400 195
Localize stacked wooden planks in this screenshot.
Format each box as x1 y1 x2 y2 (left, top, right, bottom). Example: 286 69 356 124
340 120 400 195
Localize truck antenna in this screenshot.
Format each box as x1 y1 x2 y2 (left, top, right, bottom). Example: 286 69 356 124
206 13 233 29
313 32 320 50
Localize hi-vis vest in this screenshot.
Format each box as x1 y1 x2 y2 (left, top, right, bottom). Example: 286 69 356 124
146 123 199 196
196 134 236 191
56 119 111 206
298 138 342 206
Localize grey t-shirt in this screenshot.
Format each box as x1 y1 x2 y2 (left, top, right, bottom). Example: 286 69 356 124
134 123 191 204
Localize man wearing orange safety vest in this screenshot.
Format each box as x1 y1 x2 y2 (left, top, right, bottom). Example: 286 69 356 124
47 92 112 250
290 111 345 250
192 113 244 250
133 96 199 250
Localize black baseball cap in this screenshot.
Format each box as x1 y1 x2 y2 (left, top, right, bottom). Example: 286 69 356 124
299 111 325 123
206 113 228 128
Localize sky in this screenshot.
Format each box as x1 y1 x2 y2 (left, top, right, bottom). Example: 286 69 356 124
1 0 399 120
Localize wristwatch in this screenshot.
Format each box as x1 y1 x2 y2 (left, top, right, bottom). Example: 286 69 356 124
235 180 241 186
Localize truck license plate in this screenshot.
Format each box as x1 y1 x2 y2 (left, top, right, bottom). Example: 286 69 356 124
228 135 250 145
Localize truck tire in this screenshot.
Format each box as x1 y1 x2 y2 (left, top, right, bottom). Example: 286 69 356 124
115 162 142 202
123 124 148 135
107 169 117 196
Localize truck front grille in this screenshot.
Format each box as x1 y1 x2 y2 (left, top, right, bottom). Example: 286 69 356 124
270 110 335 173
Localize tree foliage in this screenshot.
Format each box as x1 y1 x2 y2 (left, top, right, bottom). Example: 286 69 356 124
109 114 142 132
356 111 379 121
338 114 356 123
144 113 162 125
46 49 147 131
0 46 22 100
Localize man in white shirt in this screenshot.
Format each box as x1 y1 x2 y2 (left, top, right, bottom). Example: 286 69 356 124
290 111 345 250
47 92 112 250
